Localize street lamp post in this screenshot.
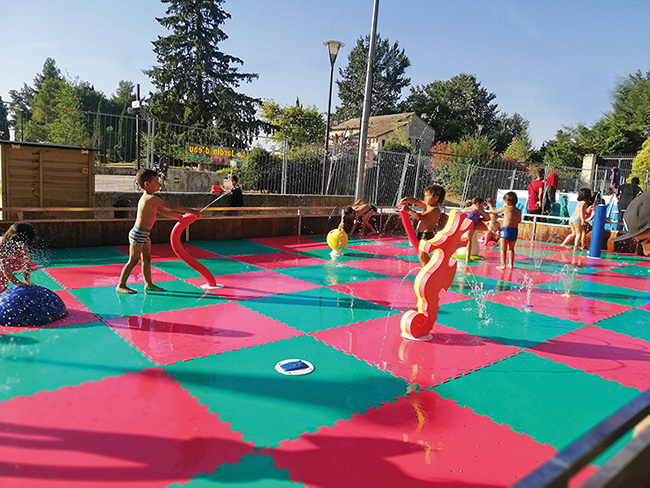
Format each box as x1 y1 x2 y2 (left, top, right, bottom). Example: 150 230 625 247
321 40 344 195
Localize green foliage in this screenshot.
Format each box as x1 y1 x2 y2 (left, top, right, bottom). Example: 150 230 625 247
0 97 9 140
335 34 411 120
543 127 587 168
260 100 325 146
48 84 92 147
503 135 532 162
148 0 261 137
381 137 411 154
632 136 650 174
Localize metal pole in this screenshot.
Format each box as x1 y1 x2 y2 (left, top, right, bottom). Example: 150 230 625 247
354 0 380 200
461 164 472 203
321 63 335 194
135 84 141 170
413 151 422 198
281 138 288 194
509 168 517 190
395 153 410 205
374 154 380 204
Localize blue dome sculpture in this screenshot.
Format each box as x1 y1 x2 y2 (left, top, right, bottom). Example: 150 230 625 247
0 285 68 327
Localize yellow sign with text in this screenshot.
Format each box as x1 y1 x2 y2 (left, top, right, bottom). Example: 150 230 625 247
187 144 247 164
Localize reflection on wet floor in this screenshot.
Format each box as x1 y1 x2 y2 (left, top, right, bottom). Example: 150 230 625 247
1 235 650 487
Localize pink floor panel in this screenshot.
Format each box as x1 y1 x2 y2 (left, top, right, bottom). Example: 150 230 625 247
341 256 421 277
230 251 328 269
46 264 179 289
114 242 218 261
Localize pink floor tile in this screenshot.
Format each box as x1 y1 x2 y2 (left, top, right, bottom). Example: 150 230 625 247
347 243 414 257
45 264 178 289
639 302 650 312
185 269 320 301
578 269 650 292
342 257 421 277
106 302 303 365
544 252 627 269
114 242 218 261
529 325 650 390
331 277 468 312
270 390 556 488
0 369 255 488
466 263 559 285
0 290 99 335
488 288 631 324
313 314 518 388
230 252 327 269
250 236 329 253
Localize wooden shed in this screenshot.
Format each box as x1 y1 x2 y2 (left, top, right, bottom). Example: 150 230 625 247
0 141 95 219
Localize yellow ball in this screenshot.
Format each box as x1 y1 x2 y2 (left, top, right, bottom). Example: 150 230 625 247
327 227 348 252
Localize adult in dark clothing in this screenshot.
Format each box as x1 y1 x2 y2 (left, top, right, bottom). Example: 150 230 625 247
542 172 558 215
527 168 544 219
617 177 643 231
230 175 243 216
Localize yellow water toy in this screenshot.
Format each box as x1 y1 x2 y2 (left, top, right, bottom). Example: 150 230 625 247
327 223 348 257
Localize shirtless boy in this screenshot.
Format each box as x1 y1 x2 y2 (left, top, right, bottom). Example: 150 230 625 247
487 192 522 269
116 169 201 294
399 184 446 266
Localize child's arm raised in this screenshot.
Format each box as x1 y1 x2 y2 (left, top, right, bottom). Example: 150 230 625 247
158 199 201 218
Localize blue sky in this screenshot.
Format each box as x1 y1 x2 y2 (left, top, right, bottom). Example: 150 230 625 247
1 0 649 148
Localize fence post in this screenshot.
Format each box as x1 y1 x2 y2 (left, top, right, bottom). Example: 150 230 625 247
509 168 517 190
645 170 649 192
413 152 422 198
395 153 410 205
297 209 302 235
461 164 472 204
281 138 288 195
374 154 381 204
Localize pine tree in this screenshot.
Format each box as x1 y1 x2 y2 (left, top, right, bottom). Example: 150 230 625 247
148 0 260 136
0 97 9 140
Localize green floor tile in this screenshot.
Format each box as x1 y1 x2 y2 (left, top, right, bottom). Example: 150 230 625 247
595 308 650 342
32 246 128 268
240 287 398 333
537 278 650 307
449 272 514 295
609 263 650 278
71 280 227 319
515 258 596 276
190 239 283 256
298 248 378 262
0 322 154 401
511 246 557 258
598 252 649 264
153 257 262 279
274 262 389 287
7 269 63 291
433 352 640 450
437 300 580 348
171 453 304 487
164 335 408 448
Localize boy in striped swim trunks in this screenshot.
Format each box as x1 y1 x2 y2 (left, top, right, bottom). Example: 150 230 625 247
116 169 201 294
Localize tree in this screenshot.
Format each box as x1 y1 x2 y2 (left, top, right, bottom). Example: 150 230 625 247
334 34 411 120
148 0 261 136
503 135 532 162
0 97 9 140
260 100 325 146
632 135 650 174
543 128 586 168
406 74 499 145
491 112 531 154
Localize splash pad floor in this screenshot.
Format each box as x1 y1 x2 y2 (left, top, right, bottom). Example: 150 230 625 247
1 234 650 487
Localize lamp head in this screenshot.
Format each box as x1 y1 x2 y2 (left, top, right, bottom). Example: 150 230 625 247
323 40 344 64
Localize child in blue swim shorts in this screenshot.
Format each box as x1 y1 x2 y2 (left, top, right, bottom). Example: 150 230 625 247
487 192 522 269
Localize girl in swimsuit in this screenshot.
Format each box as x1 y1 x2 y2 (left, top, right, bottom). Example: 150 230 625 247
461 197 490 263
561 188 593 251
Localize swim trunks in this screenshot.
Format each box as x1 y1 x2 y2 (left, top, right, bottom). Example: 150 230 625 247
569 216 580 225
500 226 518 242
128 225 151 246
417 231 434 241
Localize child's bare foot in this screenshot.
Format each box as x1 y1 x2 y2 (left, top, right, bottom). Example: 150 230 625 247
145 284 165 292
497 265 506 270
116 285 136 294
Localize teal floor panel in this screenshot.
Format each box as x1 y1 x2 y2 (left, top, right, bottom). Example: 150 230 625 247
190 239 284 256
594 307 650 342
32 246 129 268
537 278 650 307
274 262 390 287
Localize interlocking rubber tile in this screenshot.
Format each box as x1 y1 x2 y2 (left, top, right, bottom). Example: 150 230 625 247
71 281 227 320
0 322 154 401
514 257 597 276
114 242 218 261
595 308 650 342
32 246 129 268
340 256 421 277
577 268 650 292
529 325 650 391
313 314 519 388
448 271 515 295
608 262 650 278
346 242 414 256
437 300 580 348
542 251 627 270
106 302 303 365
190 239 283 256
185 269 319 301
229 251 327 269
163 335 408 448
152 257 262 280
598 251 649 264
250 236 329 253
170 453 303 487
240 287 397 333
330 277 468 312
467 263 560 285
45 263 178 289
273 262 388 287
17 269 64 290
0 369 255 487
297 247 379 262
434 352 641 450
270 390 556 488
536 278 650 307
488 287 631 324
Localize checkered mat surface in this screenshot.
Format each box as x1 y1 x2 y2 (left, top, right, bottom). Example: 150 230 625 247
2 234 650 487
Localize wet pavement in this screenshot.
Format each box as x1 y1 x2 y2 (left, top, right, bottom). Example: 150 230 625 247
1 235 649 487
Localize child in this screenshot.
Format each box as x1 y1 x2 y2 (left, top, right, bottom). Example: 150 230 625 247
344 200 378 235
483 212 501 246
487 192 522 269
116 169 201 294
0 223 36 293
461 197 490 263
561 188 593 252
399 184 446 266
230 175 243 216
